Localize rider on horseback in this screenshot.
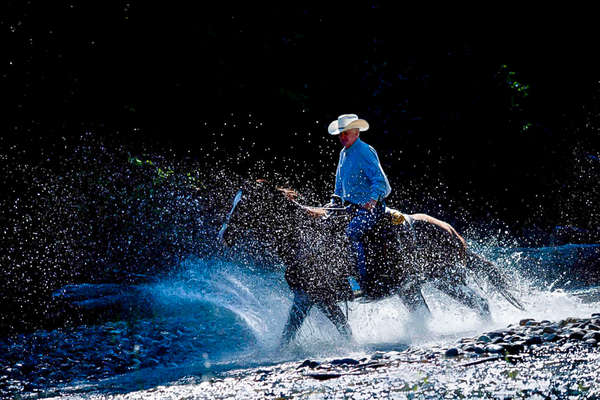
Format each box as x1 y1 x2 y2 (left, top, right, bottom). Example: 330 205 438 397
327 114 392 292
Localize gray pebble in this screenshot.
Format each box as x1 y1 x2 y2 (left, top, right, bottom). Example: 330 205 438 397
486 330 505 339
525 336 542 345
503 343 524 354
370 352 386 360
298 360 320 369
587 324 600 331
485 344 505 354
331 358 359 366
478 335 491 343
568 330 585 341
542 326 557 334
445 348 459 357
542 333 558 342
582 332 600 341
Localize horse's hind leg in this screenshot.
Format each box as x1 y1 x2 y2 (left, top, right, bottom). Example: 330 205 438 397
434 277 491 319
317 302 353 339
281 290 313 345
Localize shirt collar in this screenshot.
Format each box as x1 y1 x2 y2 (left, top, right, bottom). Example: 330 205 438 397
343 138 362 153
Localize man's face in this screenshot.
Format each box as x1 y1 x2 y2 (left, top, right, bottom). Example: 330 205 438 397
339 128 359 148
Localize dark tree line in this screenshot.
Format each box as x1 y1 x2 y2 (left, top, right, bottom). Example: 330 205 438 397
1 3 599 332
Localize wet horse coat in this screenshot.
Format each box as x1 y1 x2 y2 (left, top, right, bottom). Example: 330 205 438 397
219 180 523 343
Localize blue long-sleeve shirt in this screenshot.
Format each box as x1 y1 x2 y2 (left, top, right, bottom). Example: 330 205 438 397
334 138 391 205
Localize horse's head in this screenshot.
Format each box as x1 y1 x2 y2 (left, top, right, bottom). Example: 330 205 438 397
218 179 300 248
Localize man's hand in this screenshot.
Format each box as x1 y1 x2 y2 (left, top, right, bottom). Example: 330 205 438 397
363 199 377 211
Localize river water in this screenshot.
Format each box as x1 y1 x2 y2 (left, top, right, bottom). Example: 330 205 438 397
2 244 598 398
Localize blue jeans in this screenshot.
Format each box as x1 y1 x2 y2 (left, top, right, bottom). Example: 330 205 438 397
346 202 385 288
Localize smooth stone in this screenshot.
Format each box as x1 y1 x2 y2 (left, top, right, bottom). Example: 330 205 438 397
501 342 524 354
298 360 319 368
519 318 535 326
485 344 505 354
585 339 598 346
486 330 505 339
525 336 542 345
478 335 491 343
583 332 600 341
492 336 504 344
542 333 558 342
560 318 581 327
463 345 476 352
560 343 574 352
331 358 359 366
525 321 540 327
569 331 585 340
591 313 600 318
542 326 557 334
473 346 485 354
445 348 460 357
587 324 600 331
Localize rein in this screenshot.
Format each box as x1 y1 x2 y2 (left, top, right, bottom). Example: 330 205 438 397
290 199 348 212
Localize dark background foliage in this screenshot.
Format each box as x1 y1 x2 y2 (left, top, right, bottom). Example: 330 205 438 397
1 3 599 331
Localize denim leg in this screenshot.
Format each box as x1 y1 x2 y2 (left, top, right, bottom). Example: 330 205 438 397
346 207 381 286
281 290 312 344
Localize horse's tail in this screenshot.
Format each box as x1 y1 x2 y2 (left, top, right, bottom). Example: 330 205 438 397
465 250 525 311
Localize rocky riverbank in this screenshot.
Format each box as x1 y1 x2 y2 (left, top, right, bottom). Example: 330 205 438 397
87 315 600 399
4 313 597 399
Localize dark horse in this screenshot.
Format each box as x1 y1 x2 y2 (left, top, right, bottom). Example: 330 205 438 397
219 179 524 344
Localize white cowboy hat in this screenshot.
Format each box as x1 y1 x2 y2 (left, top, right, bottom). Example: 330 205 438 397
327 114 370 135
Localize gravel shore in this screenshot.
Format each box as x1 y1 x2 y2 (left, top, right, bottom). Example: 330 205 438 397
35 313 600 399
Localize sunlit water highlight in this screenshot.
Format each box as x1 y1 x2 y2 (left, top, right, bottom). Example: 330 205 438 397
78 244 599 393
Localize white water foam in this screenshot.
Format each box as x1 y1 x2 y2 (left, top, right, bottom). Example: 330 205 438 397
145 251 600 365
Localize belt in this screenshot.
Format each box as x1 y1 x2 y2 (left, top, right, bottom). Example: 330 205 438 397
346 200 386 213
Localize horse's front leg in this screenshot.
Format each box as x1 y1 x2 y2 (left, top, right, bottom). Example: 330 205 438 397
397 280 431 318
317 301 353 340
280 289 313 345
